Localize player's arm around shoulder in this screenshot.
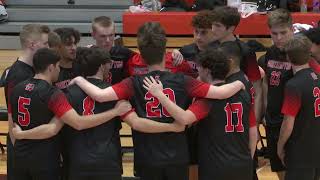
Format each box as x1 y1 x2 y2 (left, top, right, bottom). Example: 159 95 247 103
12 117 64 140
69 76 118 102
205 80 245 99
60 100 131 131
123 110 185 133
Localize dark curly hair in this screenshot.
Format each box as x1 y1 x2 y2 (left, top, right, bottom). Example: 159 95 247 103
75 47 111 77
196 48 230 81
212 6 240 29
303 28 320 45
191 10 215 29
54 27 81 45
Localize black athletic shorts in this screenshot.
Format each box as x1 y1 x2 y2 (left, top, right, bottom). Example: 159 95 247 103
266 125 286 172
198 165 252 180
14 166 59 180
187 124 198 165
69 172 121 180
286 167 320 180
138 164 188 180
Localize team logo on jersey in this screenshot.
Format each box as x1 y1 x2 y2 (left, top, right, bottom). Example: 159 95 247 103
25 83 34 91
267 60 291 70
187 61 198 70
55 79 71 89
111 60 123 69
105 72 112 83
154 75 160 81
311 72 318 80
133 67 148 75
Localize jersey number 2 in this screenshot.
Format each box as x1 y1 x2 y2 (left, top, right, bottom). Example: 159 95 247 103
18 97 31 127
83 96 95 115
313 87 320 117
145 88 176 118
224 103 244 133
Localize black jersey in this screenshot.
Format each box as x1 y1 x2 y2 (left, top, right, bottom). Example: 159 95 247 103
210 39 261 82
10 78 71 169
189 73 255 178
108 46 135 84
5 60 35 114
260 46 293 126
179 43 200 77
112 71 210 166
281 68 320 168
54 66 77 90
65 78 122 174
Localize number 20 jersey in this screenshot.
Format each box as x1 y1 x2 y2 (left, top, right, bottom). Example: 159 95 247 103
113 70 210 166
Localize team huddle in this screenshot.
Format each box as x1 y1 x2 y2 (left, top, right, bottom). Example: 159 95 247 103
3 5 320 180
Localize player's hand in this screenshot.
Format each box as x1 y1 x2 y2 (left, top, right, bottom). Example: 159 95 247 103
114 100 132 116
235 80 245 90
277 147 286 166
143 76 164 98
172 49 184 67
12 123 23 140
171 121 185 132
68 76 84 86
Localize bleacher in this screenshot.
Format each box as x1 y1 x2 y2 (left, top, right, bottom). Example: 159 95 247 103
0 0 133 49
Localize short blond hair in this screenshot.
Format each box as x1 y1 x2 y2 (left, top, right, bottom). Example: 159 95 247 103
48 31 62 49
19 24 50 48
268 9 292 28
91 16 114 32
285 35 312 65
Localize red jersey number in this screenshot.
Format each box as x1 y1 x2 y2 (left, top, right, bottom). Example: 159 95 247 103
18 97 31 127
83 96 95 115
270 71 281 86
313 87 320 117
224 103 244 133
145 88 176 118
105 72 112 84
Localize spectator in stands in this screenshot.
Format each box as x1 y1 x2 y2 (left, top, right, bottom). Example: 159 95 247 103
161 0 190 11
0 0 8 22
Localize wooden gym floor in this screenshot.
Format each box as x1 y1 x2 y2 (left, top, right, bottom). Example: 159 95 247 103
0 50 280 179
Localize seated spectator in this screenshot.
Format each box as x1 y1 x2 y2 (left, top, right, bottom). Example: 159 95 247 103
0 0 8 22
161 0 190 11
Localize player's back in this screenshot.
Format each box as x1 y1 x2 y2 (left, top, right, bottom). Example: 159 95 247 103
198 80 252 171
5 60 34 108
65 78 122 173
284 68 320 168
10 78 61 169
197 73 253 179
130 70 192 166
